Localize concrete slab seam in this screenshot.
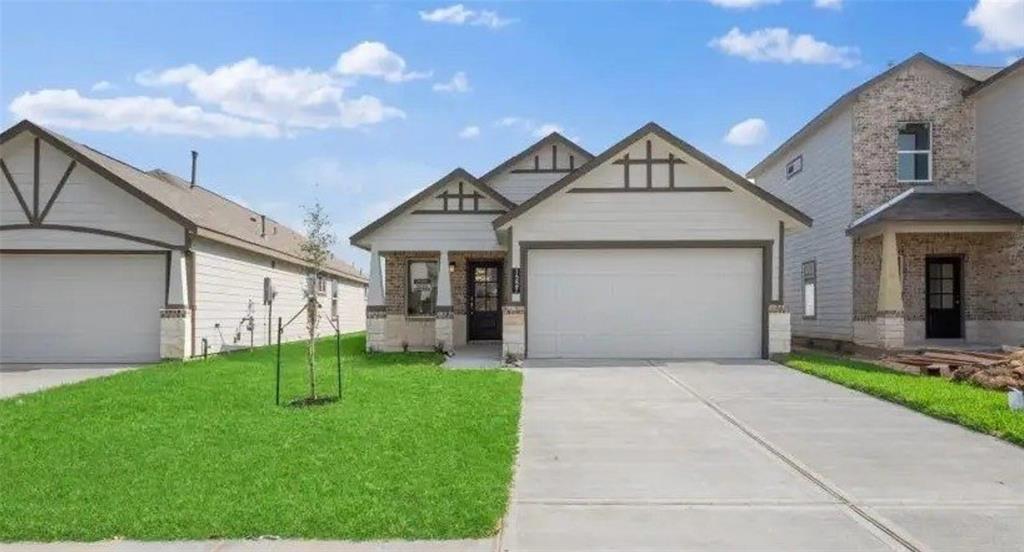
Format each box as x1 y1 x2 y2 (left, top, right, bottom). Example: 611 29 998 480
652 364 922 552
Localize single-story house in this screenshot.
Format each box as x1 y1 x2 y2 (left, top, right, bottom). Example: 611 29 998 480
350 122 812 360
0 120 367 363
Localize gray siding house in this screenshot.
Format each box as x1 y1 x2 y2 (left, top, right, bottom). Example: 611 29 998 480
749 53 1024 349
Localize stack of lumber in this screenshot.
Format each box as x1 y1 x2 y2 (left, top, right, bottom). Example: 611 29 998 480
890 348 1024 390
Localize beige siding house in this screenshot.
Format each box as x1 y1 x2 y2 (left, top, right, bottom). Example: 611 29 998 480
749 53 1024 349
351 123 812 360
0 120 367 363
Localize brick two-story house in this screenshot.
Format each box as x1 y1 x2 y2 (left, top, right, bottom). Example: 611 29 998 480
749 53 1023 349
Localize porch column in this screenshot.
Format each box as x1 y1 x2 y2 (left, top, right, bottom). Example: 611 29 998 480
503 233 525 362
160 250 192 360
875 230 905 349
365 247 387 352
435 250 454 353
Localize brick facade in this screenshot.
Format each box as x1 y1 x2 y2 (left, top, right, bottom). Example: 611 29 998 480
847 59 1023 345
382 250 505 316
851 61 976 218
854 232 1024 323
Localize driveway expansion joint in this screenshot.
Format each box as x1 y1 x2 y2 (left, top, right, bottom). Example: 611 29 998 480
653 364 923 552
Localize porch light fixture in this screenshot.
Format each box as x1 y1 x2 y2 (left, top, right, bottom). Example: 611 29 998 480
449 261 456 273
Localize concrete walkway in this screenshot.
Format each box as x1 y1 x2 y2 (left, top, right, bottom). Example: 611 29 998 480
0 363 143 399
443 341 503 369
500 359 1024 551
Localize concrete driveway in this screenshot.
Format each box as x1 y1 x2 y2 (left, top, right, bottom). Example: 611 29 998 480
501 359 1024 551
0 363 143 398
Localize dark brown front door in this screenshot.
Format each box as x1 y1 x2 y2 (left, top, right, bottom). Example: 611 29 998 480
468 261 502 340
925 257 963 339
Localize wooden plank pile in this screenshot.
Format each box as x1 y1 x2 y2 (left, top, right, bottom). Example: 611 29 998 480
889 348 1024 390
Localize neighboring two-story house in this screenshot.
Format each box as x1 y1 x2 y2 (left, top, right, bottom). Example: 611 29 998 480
749 53 1023 350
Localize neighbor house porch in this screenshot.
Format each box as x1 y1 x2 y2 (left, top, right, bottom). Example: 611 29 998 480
849 189 1023 348
365 249 508 353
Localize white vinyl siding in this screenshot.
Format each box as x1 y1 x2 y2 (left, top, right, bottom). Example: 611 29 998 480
753 109 854 341
528 248 762 358
0 254 164 363
0 134 185 250
487 139 589 204
192 238 366 354
975 70 1024 214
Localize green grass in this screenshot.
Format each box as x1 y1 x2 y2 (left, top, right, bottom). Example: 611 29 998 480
785 352 1024 447
0 333 522 542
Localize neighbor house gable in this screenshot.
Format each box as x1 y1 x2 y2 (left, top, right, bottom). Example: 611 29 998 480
349 168 513 252
0 128 187 250
481 132 594 204
495 122 812 230
747 53 983 179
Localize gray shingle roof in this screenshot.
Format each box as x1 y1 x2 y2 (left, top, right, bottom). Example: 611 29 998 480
2 120 366 284
847 187 1023 235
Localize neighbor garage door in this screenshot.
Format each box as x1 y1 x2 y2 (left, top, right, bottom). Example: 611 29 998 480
527 248 763 359
0 253 165 363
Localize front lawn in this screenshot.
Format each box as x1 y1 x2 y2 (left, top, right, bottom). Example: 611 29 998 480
785 353 1024 447
0 333 522 541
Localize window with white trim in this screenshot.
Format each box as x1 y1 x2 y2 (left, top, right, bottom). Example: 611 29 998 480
897 122 931 182
331 280 339 319
802 261 817 318
786 155 803 179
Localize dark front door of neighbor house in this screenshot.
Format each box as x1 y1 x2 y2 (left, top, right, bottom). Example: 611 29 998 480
468 262 502 340
926 257 963 339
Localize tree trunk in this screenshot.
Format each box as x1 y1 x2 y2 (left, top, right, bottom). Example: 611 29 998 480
307 294 318 399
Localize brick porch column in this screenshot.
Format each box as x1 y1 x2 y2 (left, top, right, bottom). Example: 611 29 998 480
365 247 387 352
876 230 905 348
435 250 454 353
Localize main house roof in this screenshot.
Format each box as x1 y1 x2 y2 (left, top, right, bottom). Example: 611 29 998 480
746 52 1007 178
0 120 367 284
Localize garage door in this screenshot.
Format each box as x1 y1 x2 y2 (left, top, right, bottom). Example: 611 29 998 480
0 254 165 363
527 248 763 359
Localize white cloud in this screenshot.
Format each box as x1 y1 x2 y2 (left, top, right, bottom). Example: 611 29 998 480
495 117 568 139
964 0 1024 52
532 123 563 137
419 4 516 29
709 27 860 68
9 89 280 138
419 4 474 24
723 118 768 146
335 41 430 82
433 71 471 93
708 0 779 8
814 0 842 9
136 57 404 131
458 125 480 139
90 80 114 92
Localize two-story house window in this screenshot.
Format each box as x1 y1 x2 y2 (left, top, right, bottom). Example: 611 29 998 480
897 122 931 182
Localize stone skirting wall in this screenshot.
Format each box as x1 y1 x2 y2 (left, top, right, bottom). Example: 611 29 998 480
159 307 192 360
768 303 792 355
502 305 525 361
853 231 1024 330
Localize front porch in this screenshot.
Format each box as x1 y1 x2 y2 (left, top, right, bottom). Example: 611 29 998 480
849 188 1023 349
365 249 509 354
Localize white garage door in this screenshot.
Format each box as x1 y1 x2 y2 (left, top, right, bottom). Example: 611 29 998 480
527 248 763 359
0 254 165 363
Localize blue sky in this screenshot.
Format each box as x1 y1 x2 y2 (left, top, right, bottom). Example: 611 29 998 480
2 0 1021 269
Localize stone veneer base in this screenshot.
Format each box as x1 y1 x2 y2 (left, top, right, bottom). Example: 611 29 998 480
159 308 192 360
